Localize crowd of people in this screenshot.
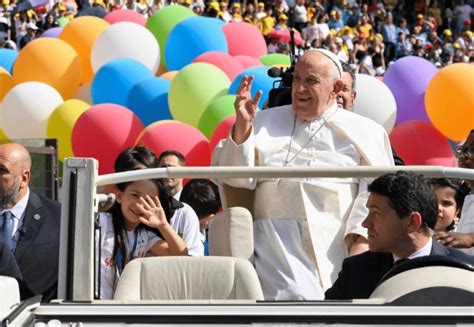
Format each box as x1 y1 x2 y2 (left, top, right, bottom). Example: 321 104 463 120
0 0 472 73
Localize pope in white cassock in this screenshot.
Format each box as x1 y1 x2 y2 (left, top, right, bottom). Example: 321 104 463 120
212 49 395 300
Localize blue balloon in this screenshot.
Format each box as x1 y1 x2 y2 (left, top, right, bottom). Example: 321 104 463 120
126 77 172 126
91 58 153 106
228 66 278 108
0 49 18 74
165 16 228 71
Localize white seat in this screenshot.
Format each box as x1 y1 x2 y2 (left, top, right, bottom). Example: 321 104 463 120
113 256 263 301
208 207 254 261
0 276 20 320
370 266 474 305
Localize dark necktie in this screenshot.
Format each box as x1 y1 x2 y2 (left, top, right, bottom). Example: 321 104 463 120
0 211 13 250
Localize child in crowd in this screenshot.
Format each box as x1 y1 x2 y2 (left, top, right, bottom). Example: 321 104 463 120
180 179 222 255
99 178 187 299
431 178 470 232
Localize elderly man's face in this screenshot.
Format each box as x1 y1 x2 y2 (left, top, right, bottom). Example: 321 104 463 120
337 71 356 109
292 52 340 121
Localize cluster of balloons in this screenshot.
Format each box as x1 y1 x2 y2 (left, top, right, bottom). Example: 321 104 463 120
0 4 472 173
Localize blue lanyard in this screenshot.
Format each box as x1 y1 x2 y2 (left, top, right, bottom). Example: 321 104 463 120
116 228 139 274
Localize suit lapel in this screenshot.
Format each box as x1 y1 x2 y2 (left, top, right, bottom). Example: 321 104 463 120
15 192 44 262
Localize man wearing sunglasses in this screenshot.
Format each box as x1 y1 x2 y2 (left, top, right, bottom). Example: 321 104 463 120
435 129 474 255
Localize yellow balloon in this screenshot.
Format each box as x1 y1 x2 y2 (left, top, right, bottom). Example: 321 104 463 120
59 16 110 84
425 63 474 141
47 99 90 161
0 67 14 102
160 70 178 81
13 38 82 100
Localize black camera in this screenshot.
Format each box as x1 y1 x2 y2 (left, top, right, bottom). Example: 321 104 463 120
267 64 295 108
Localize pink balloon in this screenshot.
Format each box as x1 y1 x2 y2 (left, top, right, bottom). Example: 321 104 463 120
104 9 147 26
233 55 262 69
210 115 235 152
72 104 144 174
137 121 211 166
193 51 244 81
389 120 455 166
221 22 267 58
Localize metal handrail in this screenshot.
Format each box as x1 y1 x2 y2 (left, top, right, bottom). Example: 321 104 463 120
96 166 474 187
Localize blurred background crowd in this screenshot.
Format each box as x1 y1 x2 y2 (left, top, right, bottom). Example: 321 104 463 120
1 0 473 75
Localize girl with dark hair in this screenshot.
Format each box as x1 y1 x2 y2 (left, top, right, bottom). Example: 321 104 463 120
99 178 187 299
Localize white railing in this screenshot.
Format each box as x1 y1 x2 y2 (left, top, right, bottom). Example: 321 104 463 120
97 165 474 186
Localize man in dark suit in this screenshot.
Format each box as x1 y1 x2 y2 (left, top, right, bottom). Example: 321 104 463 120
0 143 61 302
325 171 474 300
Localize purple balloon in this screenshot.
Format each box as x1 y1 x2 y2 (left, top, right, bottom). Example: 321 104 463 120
40 27 63 38
383 56 438 124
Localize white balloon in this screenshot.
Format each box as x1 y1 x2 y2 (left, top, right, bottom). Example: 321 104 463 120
75 83 92 104
0 82 64 139
353 74 397 133
91 22 160 74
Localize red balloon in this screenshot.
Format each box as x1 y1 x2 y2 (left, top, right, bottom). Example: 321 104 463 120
72 104 144 174
389 120 455 166
193 51 244 81
221 22 267 58
104 9 147 26
210 115 235 152
137 121 211 166
233 55 262 69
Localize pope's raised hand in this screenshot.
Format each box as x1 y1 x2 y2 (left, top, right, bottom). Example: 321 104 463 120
233 75 262 144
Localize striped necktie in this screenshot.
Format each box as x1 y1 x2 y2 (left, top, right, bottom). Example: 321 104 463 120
0 210 13 250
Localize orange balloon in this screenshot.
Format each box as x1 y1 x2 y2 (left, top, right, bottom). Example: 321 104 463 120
160 70 178 81
0 67 14 101
60 16 110 84
425 63 474 141
13 38 81 99
155 64 167 77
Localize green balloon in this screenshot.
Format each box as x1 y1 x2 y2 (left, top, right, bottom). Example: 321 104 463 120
259 53 291 67
146 6 195 68
198 94 236 139
169 63 230 128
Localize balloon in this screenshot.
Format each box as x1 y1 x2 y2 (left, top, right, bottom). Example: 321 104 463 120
13 38 81 99
198 95 236 139
40 27 63 38
193 51 244 81
228 66 278 108
221 22 267 58
91 22 160 74
126 77 172 126
59 16 110 84
353 74 397 133
383 56 438 124
104 9 147 26
0 49 18 74
155 64 167 77
165 16 228 71
71 103 144 174
146 5 195 68
0 67 14 102
210 115 235 152
0 82 63 139
47 99 90 161
425 63 474 142
75 83 92 104
91 58 154 106
136 120 211 166
233 55 263 69
259 53 291 67
168 62 230 127
389 120 455 166
160 70 178 81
